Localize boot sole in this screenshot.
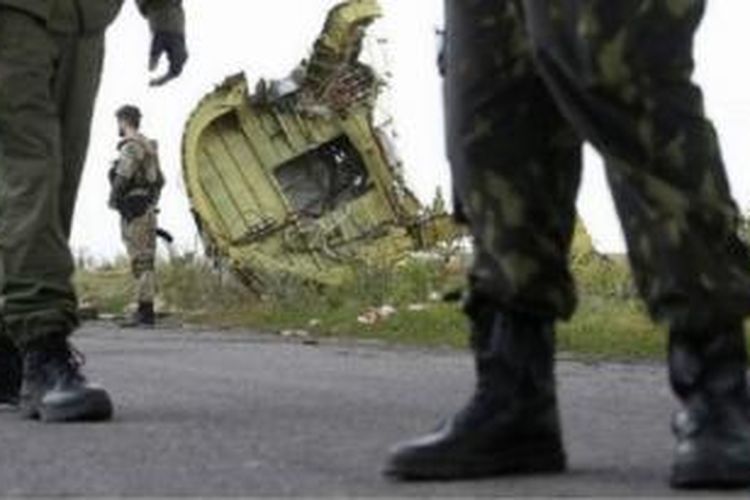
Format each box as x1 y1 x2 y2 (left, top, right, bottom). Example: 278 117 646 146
385 444 566 481
21 392 113 423
671 461 750 490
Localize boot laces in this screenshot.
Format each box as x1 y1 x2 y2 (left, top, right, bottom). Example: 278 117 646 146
47 343 87 384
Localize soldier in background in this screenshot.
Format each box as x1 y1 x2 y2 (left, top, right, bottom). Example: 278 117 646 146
109 105 165 328
386 0 750 489
0 0 187 422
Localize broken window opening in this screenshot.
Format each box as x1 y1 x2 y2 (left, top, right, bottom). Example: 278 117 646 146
274 136 370 218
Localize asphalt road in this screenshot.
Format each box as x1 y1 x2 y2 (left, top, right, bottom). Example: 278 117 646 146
0 323 747 498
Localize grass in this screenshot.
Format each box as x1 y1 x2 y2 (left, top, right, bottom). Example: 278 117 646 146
75 252 255 317
76 260 133 315
558 297 664 359
75 243 685 361
73 215 750 360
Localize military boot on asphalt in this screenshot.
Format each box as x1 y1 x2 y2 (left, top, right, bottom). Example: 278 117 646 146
20 337 113 422
0 334 22 407
138 301 156 326
384 295 566 479
119 302 155 328
669 322 750 489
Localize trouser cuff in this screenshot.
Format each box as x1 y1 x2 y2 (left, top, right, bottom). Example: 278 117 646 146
3 309 77 349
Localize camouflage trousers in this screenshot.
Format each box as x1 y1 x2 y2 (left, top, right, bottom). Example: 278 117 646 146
122 208 157 304
445 0 750 330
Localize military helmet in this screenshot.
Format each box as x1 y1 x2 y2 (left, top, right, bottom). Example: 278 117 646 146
115 104 142 128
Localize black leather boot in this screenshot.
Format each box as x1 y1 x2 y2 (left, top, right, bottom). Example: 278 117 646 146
0 334 22 407
119 302 155 328
137 301 155 326
669 323 750 489
384 297 565 479
20 337 113 422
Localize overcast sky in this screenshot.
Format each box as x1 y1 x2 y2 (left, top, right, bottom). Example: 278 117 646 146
71 1 750 260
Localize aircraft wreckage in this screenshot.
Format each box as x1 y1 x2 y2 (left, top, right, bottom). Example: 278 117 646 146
182 0 462 291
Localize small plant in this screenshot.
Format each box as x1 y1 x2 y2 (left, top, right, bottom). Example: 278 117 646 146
78 245 722 360
158 253 256 314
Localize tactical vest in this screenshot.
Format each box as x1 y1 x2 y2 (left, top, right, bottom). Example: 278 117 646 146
0 0 123 33
121 135 165 199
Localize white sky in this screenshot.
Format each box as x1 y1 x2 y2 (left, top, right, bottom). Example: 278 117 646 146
72 1 750 260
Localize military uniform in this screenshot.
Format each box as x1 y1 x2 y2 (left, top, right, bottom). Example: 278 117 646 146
0 0 185 421
112 134 164 308
0 0 183 347
386 0 750 488
445 0 750 330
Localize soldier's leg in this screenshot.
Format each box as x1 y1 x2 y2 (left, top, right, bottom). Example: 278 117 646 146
385 0 580 480
0 8 75 347
122 216 139 302
523 0 750 328
0 11 112 422
121 210 157 327
522 0 750 488
54 33 105 238
136 268 157 306
133 209 157 325
0 9 49 408
447 0 583 320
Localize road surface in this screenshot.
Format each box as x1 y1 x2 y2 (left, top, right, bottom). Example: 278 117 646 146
0 323 746 497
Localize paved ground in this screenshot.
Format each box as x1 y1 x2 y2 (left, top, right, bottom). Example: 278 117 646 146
0 323 747 497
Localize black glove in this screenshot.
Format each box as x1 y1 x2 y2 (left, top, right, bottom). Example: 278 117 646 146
149 31 188 87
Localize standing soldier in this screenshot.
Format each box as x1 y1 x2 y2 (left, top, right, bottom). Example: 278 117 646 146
109 105 165 328
386 0 750 490
0 1 187 421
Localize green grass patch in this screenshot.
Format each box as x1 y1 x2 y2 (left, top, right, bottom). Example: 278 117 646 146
76 265 132 314
77 248 750 361
74 214 750 359
558 297 665 359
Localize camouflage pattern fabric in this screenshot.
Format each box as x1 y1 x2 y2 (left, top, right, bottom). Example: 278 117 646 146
113 133 164 203
122 208 157 304
445 0 750 330
114 133 162 303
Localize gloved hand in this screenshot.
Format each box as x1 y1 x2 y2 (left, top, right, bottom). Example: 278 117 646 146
149 30 187 87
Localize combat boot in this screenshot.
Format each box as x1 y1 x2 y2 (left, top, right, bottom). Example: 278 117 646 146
20 337 113 422
119 302 155 328
140 301 156 326
669 322 750 489
384 295 565 479
0 334 22 407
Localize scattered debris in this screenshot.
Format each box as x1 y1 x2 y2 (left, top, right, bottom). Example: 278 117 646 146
280 329 311 339
357 305 397 325
279 329 319 345
182 0 463 293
